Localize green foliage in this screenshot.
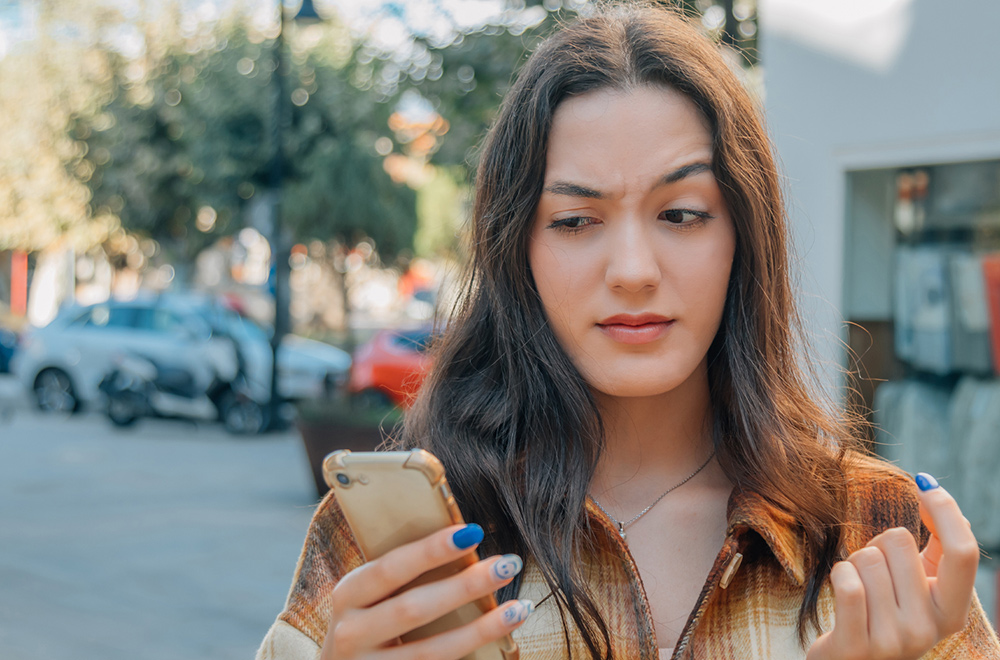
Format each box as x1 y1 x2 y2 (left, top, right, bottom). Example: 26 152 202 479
0 1 120 252
283 132 417 259
0 0 756 262
414 166 467 258
70 8 416 262
74 25 270 260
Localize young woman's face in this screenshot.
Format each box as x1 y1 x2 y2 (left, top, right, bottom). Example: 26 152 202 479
529 85 736 398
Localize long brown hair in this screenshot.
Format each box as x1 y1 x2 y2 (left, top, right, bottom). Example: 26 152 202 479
397 4 859 655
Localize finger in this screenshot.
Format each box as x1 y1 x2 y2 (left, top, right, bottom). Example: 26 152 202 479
849 546 898 643
333 523 484 613
920 514 969 576
867 527 930 614
363 554 524 645
914 473 978 631
806 561 867 660
921 532 943 577
867 527 937 653
381 599 534 660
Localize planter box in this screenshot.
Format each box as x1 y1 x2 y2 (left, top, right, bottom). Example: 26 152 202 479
296 411 400 498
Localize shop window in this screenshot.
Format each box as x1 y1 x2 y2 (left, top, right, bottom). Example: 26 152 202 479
843 158 1000 551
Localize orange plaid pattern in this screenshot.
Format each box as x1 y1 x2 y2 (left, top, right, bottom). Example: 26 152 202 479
258 453 1000 659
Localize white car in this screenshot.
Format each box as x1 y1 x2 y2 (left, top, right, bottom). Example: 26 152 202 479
12 293 351 415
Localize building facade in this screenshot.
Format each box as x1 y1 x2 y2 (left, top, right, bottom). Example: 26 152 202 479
760 0 1000 626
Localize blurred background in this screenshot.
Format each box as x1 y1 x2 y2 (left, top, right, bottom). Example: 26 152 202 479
0 0 996 657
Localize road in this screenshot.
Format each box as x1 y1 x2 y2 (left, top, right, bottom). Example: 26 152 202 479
0 375 319 660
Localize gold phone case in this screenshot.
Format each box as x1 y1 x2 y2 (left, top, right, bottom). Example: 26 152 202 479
322 449 519 660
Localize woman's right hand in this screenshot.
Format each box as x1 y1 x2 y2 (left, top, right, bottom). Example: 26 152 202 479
320 523 534 660
806 474 978 660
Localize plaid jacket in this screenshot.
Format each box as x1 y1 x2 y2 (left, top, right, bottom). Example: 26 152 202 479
257 453 1000 659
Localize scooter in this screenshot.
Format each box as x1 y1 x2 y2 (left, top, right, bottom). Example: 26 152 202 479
98 350 268 434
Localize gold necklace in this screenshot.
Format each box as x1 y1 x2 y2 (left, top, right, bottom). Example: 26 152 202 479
589 450 716 541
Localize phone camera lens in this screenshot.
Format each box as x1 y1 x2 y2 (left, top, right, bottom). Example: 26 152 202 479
336 473 351 486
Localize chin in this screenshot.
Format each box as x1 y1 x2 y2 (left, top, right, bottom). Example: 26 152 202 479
582 355 709 399
590 374 692 399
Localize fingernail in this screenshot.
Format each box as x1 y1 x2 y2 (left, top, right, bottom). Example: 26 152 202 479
452 523 484 550
492 554 523 581
915 473 940 491
502 599 534 626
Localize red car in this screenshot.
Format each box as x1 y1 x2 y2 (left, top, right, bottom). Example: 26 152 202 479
348 328 434 408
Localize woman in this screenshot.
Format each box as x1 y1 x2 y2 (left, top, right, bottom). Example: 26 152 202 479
258 5 1000 659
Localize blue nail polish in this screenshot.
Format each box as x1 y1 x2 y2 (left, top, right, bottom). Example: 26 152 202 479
915 473 939 491
452 523 484 550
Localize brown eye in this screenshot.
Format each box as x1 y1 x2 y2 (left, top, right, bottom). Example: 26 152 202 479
660 209 710 225
549 216 598 231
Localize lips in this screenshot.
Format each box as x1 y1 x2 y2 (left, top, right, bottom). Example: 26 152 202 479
596 314 675 344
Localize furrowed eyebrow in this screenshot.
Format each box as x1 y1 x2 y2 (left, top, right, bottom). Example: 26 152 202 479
542 161 714 200
542 181 605 199
657 162 713 186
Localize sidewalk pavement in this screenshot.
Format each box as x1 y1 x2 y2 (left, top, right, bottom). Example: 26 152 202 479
0 383 319 660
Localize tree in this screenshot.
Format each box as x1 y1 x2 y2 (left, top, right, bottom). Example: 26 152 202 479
72 18 272 262
0 0 122 253
72 5 416 265
0 0 757 271
281 22 417 259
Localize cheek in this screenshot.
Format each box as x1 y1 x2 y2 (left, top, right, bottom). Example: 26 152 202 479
528 238 576 317
705 233 736 324
700 243 735 298
672 227 735 320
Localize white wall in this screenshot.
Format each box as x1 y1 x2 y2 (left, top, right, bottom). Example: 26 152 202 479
758 0 1000 396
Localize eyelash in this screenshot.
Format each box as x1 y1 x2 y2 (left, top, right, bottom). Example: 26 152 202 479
547 209 713 234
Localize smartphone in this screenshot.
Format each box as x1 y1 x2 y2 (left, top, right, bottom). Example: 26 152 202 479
322 448 519 660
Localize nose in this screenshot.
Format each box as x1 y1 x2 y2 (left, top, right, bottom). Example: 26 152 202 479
604 217 661 292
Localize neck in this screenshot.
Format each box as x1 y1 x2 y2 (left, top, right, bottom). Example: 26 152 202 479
590 360 717 504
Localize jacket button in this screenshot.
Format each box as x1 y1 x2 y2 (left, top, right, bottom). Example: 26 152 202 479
720 552 743 589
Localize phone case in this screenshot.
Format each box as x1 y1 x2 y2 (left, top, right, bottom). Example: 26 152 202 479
322 449 519 660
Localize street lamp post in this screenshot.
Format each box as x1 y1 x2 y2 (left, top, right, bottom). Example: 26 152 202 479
267 0 319 430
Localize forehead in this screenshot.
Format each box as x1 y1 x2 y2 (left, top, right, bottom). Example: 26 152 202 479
545 86 713 194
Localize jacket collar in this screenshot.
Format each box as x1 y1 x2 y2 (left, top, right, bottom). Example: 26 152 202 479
726 488 807 586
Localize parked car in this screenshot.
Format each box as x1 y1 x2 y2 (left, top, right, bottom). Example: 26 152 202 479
347 327 434 408
0 327 17 373
12 293 351 414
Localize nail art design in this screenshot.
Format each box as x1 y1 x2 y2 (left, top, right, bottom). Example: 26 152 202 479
502 599 535 625
915 472 940 491
492 554 523 581
452 524 484 550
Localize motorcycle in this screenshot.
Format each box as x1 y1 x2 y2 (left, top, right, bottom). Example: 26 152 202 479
98 349 268 435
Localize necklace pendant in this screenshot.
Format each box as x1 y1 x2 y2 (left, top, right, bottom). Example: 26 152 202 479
618 522 627 541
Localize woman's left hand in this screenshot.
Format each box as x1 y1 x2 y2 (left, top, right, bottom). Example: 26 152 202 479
806 473 979 660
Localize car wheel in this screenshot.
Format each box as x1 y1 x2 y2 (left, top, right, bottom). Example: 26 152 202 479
220 391 268 435
106 393 141 427
34 368 79 413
